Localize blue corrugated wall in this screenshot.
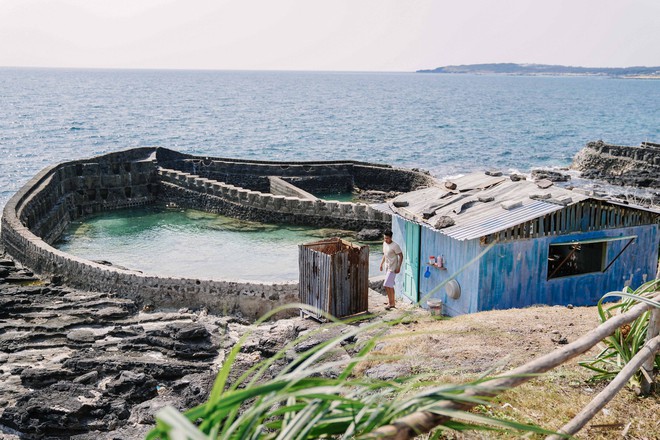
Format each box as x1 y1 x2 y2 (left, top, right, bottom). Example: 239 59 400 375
397 213 658 315
478 225 659 311
417 225 484 316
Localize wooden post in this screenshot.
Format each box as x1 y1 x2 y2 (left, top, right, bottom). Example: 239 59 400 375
641 307 660 394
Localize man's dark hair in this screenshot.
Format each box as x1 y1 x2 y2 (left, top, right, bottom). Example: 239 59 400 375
383 229 393 237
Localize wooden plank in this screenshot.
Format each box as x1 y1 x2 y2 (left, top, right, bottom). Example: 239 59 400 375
550 213 555 235
577 204 583 231
593 201 599 229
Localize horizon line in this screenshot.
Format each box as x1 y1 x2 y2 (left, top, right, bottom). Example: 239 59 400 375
2 62 659 74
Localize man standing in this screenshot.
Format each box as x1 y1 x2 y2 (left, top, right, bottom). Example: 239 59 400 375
379 229 403 310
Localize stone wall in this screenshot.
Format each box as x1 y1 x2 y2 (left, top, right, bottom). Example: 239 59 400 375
1 215 298 320
268 176 318 200
1 149 297 319
157 168 391 230
156 149 434 195
2 146 426 320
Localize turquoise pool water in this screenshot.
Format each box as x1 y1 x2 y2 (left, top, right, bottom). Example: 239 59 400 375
316 192 355 202
56 206 383 281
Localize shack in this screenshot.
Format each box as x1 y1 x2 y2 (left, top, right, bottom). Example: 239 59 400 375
375 172 660 316
299 238 369 320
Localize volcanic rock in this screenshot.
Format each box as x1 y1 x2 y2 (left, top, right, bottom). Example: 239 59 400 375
356 228 382 241
531 168 571 182
434 216 455 229
572 140 660 189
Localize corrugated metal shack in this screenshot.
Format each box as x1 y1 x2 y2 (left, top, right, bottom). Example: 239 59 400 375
299 238 369 320
374 172 660 316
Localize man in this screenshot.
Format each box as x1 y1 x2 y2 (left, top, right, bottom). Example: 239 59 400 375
379 230 403 310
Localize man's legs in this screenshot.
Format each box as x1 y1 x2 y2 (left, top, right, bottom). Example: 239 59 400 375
385 286 395 308
383 271 396 308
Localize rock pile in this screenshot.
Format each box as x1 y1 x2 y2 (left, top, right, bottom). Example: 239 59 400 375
0 270 219 438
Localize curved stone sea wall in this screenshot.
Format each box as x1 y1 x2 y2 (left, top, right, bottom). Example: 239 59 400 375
1 147 431 318
157 168 389 230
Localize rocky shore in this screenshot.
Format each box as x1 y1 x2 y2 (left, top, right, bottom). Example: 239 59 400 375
0 249 396 439
571 140 660 205
3 248 659 439
0 254 215 438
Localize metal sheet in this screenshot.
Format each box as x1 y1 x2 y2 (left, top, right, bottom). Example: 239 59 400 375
379 173 594 240
549 234 638 245
374 172 658 241
298 238 368 320
440 200 565 240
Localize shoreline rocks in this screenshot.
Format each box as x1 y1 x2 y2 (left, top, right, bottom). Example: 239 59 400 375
0 249 381 439
571 140 660 205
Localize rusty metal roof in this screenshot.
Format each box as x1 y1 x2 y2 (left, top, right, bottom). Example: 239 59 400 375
374 172 595 241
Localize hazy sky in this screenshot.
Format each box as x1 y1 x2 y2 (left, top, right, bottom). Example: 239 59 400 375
1 0 658 71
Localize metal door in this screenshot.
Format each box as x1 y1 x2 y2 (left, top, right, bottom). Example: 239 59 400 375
403 223 421 302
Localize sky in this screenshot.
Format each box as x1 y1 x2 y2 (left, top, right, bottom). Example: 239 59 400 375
1 0 659 72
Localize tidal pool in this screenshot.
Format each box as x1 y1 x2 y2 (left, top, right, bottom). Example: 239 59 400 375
56 206 382 281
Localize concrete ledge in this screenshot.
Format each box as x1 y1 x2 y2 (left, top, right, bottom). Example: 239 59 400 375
268 176 318 200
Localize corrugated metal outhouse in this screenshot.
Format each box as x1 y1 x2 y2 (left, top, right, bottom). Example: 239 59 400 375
298 238 369 320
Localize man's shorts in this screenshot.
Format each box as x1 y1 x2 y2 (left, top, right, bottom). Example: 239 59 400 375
384 271 397 288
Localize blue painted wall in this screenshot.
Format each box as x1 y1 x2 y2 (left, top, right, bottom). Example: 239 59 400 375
417 225 484 316
478 225 659 311
397 212 658 315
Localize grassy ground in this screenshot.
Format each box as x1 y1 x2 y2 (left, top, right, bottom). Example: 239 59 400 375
361 296 660 439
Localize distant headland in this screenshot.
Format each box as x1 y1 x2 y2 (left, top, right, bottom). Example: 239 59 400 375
417 63 660 78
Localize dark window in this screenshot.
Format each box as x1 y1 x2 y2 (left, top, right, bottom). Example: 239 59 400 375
547 242 606 279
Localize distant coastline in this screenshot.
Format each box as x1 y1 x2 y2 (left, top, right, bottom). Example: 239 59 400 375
417 63 660 78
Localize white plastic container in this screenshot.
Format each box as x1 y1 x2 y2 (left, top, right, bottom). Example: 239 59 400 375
427 299 443 317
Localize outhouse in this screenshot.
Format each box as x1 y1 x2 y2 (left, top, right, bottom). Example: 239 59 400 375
299 238 369 320
375 172 660 316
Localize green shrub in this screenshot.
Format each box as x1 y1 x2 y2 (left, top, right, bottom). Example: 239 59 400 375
579 279 660 388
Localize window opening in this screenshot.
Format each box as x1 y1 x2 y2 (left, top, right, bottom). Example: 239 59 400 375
547 242 605 279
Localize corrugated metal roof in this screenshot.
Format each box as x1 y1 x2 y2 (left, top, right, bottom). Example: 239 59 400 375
448 173 507 192
439 200 564 240
376 172 595 240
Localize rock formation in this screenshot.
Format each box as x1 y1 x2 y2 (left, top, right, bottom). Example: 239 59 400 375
0 250 384 439
571 140 660 189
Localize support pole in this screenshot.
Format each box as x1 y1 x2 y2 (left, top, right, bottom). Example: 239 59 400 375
641 307 660 394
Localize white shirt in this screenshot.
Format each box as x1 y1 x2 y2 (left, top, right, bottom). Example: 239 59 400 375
383 241 402 272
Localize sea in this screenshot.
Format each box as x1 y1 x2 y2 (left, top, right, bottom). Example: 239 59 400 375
1 68 658 279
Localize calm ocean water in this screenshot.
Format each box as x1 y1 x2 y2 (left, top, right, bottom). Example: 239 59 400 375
1 68 659 213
